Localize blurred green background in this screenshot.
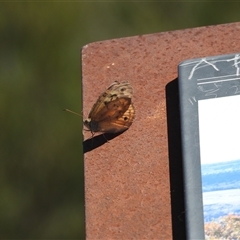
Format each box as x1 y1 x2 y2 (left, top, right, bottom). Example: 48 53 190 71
1 2 240 239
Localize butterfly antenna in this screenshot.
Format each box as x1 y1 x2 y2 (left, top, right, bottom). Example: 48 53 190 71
63 108 82 117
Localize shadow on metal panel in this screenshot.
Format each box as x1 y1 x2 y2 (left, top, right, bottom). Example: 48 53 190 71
166 78 186 240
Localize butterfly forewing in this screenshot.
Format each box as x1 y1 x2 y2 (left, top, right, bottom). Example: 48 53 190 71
96 103 135 133
92 97 132 122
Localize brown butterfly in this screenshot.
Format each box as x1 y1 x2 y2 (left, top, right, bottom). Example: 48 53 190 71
84 81 135 134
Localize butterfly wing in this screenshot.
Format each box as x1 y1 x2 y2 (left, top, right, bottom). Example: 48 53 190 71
96 103 135 133
92 97 132 122
84 81 135 133
87 81 133 122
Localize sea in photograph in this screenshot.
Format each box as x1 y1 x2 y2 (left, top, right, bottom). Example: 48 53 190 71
201 159 240 222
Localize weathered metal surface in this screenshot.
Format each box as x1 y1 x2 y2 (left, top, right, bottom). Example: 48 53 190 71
82 22 240 239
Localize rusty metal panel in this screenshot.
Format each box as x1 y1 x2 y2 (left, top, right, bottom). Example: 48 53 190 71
82 22 240 239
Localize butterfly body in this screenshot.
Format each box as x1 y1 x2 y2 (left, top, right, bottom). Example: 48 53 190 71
84 81 135 134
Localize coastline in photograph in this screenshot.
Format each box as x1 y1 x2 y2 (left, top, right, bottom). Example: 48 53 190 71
201 159 240 222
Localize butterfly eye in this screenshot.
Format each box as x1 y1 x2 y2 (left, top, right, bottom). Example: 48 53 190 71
123 116 128 121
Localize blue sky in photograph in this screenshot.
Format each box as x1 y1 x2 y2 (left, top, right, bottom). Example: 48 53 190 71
199 95 240 164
